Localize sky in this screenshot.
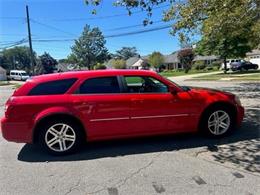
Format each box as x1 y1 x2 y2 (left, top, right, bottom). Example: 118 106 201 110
0 0 182 59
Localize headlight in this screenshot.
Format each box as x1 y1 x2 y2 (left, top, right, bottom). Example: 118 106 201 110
234 96 241 106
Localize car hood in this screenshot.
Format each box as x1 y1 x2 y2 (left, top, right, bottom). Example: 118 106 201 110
185 86 235 98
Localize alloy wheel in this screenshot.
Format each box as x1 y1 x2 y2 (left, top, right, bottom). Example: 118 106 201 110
208 110 230 135
45 123 76 152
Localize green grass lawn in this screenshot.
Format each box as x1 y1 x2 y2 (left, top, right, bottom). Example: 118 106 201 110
0 81 23 88
160 69 219 77
0 81 12 86
188 71 260 81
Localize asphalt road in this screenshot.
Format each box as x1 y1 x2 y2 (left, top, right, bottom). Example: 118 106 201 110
0 80 259 195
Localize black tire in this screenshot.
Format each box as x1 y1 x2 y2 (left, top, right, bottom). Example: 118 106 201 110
38 118 85 155
200 106 235 138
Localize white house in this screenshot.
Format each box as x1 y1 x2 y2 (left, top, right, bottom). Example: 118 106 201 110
0 66 7 81
246 49 260 69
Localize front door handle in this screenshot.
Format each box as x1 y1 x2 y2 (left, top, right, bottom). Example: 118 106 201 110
131 98 144 103
73 100 87 105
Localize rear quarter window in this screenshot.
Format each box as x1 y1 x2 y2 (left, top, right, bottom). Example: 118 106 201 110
28 78 77 95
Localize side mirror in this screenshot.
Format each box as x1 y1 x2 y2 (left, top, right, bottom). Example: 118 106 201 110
169 86 177 95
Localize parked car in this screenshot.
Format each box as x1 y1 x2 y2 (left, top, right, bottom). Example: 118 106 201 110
220 59 243 70
10 70 30 81
230 61 258 71
1 70 244 155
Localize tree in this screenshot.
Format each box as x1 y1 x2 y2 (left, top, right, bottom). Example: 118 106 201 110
66 53 78 64
114 47 139 60
71 25 108 69
86 0 260 72
177 48 194 73
1 46 35 72
39 52 57 74
111 59 126 69
148 52 164 69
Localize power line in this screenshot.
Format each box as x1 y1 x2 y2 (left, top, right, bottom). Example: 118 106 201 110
31 24 172 42
0 39 28 50
0 17 25 20
105 20 163 31
105 24 172 38
30 19 77 36
48 4 170 22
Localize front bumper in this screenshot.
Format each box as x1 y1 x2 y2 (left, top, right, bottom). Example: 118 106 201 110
236 105 244 127
1 117 32 143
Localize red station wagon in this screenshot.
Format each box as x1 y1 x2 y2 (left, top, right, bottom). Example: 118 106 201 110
1 70 244 155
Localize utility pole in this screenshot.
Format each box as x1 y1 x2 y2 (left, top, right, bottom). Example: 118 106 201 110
26 5 35 75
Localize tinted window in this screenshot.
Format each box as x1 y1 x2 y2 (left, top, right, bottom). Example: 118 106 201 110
28 78 77 95
79 77 120 94
124 76 168 93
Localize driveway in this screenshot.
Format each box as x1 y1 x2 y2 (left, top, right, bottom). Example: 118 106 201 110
0 81 259 195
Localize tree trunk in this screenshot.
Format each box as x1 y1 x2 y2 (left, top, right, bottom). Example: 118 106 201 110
223 57 227 74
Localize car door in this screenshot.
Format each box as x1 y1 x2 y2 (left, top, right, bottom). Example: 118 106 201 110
122 76 196 135
71 76 131 140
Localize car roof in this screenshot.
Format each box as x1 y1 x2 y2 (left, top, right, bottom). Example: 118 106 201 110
31 70 158 83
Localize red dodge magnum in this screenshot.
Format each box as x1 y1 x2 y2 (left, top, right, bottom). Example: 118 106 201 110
1 70 244 155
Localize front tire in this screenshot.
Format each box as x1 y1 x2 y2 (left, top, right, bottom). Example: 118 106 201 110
38 119 84 155
201 107 235 137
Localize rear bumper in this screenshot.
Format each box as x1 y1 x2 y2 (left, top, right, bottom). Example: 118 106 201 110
1 117 32 143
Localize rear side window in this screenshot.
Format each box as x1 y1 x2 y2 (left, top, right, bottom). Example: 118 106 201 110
28 78 77 95
79 77 120 94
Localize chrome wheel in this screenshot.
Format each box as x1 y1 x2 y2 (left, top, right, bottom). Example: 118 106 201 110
45 123 76 152
208 110 230 135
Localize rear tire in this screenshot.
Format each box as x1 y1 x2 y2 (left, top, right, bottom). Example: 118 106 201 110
201 106 235 138
38 119 84 155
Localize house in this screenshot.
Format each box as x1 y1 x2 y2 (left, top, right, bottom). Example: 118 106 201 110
193 55 220 65
56 63 79 72
126 54 183 70
246 49 260 69
0 66 7 81
163 52 183 70
104 59 114 69
126 56 149 69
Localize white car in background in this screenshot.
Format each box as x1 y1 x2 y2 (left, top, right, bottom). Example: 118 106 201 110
10 70 30 81
220 59 244 70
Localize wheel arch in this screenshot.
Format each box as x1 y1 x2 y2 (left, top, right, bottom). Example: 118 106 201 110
33 113 86 143
198 101 237 131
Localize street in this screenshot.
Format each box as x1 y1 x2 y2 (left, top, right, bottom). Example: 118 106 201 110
0 80 259 195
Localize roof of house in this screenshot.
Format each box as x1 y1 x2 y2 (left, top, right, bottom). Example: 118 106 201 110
57 63 78 72
132 59 146 67
0 66 6 73
246 49 260 56
193 55 220 61
164 52 179 63
104 59 114 69
126 56 140 67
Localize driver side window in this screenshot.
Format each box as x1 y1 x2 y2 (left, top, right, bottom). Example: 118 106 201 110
124 76 168 93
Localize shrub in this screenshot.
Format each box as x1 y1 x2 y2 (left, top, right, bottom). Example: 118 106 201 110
193 61 206 70
206 66 213 70
211 61 221 69
112 59 126 69
94 63 107 70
